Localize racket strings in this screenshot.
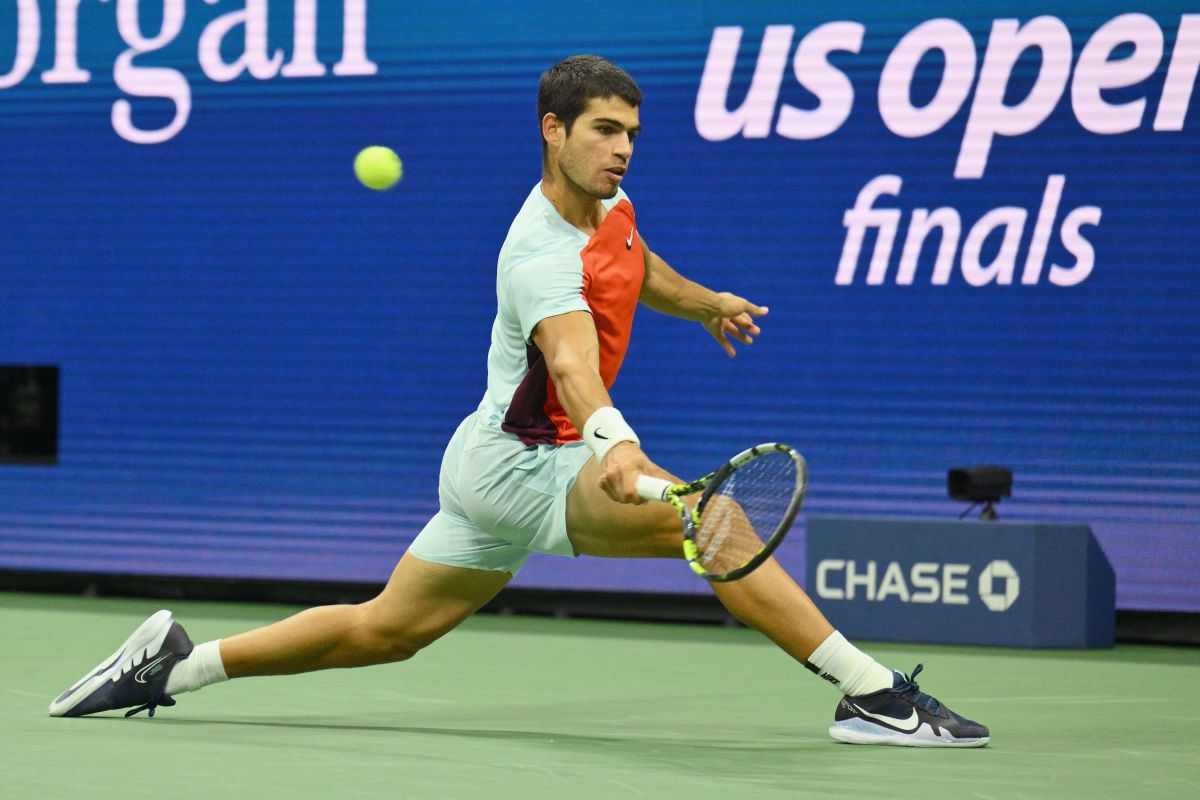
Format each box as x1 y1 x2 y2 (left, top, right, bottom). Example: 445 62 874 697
694 451 798 575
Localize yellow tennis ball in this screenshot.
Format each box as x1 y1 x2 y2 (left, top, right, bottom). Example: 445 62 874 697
354 146 403 190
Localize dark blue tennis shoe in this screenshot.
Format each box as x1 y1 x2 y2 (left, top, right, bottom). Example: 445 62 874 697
829 664 989 747
48 609 193 718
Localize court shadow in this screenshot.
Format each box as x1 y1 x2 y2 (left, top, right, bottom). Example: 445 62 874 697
84 714 836 784
136 714 809 750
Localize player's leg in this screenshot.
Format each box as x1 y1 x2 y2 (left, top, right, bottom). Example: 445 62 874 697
48 548 511 718
565 455 834 658
49 417 522 718
565 456 989 747
219 551 511 676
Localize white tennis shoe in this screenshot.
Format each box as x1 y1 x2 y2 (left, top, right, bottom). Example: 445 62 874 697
48 609 193 718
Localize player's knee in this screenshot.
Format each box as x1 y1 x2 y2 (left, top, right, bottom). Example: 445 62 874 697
376 638 421 663
361 625 426 664
354 603 436 664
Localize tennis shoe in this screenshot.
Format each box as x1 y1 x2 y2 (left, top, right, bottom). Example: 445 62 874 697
828 664 989 747
48 609 193 718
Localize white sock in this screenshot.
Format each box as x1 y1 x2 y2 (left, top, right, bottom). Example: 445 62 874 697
165 640 229 696
804 631 894 696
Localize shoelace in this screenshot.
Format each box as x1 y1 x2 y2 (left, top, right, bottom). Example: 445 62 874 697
124 695 176 718
889 664 947 718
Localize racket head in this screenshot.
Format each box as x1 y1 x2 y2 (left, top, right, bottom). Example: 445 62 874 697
677 443 807 582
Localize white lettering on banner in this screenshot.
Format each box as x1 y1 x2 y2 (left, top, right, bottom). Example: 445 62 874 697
879 19 977 139
0 0 39 89
844 560 876 600
112 0 190 145
837 174 1101 285
1155 15 1200 130
876 562 910 602
837 175 902 286
815 559 1022 611
696 13 1198 172
696 23 865 140
697 13 1198 286
1053 204 1102 286
198 0 286 84
942 563 970 605
42 0 90 84
1072 14 1163 135
910 562 940 603
956 16 1074 180
695 25 794 140
777 21 865 140
816 559 845 599
282 0 327 77
0 0 377 144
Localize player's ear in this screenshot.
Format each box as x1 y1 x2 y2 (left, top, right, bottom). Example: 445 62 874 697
542 113 564 149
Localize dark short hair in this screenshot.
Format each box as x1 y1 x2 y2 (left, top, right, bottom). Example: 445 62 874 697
538 55 642 142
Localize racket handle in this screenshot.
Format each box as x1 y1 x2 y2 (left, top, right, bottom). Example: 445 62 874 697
636 475 674 502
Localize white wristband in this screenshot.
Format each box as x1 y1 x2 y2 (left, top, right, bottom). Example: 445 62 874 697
582 406 640 465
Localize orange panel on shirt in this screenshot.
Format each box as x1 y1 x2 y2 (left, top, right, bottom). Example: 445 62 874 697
545 199 643 443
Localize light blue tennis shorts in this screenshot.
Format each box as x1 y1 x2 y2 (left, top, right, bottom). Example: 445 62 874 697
408 412 593 575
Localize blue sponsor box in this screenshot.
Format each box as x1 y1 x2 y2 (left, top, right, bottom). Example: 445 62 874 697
805 516 1115 648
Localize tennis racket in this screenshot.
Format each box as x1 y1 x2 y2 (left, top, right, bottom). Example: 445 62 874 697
636 443 807 582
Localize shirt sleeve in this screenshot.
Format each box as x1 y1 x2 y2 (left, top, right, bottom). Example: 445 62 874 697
503 249 591 344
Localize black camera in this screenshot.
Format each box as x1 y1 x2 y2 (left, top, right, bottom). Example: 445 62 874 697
948 466 1012 520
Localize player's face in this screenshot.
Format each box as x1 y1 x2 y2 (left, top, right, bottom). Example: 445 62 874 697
557 96 640 200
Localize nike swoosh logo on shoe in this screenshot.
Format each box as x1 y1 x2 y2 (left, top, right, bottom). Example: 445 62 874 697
134 653 173 684
850 703 921 733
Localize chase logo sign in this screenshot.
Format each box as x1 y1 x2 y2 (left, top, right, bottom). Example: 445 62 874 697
805 516 1115 648
814 557 1021 612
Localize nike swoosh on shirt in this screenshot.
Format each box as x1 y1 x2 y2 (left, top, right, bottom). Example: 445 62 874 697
626 228 635 250
850 703 921 733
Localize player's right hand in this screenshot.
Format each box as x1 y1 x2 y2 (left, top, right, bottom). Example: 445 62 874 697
599 441 655 504
703 292 768 358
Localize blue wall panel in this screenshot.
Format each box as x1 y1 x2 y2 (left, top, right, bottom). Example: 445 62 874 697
1 1 1196 610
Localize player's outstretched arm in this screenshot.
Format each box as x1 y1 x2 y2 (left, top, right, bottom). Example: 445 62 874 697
637 239 768 358
532 310 662 503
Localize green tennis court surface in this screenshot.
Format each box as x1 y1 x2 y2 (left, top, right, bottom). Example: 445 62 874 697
3 594 1197 799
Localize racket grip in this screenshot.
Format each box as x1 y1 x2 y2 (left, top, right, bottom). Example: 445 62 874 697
636 475 674 502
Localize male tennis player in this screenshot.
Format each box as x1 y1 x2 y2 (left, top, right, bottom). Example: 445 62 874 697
49 56 988 747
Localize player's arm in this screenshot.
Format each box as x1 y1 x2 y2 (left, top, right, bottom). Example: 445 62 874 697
638 238 768 358
531 310 652 504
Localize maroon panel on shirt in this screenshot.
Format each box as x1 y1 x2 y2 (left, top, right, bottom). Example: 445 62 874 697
501 342 558 446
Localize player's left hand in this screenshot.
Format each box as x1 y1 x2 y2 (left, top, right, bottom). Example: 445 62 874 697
703 293 768 358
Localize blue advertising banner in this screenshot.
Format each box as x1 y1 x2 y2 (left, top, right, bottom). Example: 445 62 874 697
806 515 1116 647
1 2 1197 611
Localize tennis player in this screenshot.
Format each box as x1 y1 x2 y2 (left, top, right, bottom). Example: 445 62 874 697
49 55 988 747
